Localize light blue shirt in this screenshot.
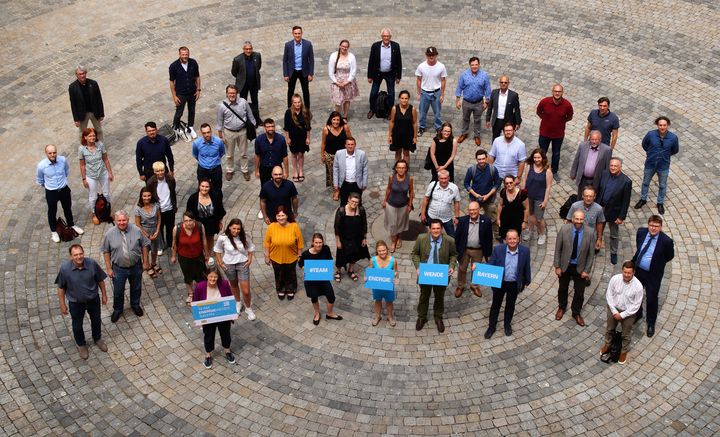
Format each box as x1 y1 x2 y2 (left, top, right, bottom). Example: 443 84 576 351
427 236 443 264
504 248 518 281
379 42 392 72
293 41 303 70
192 136 225 169
489 136 526 178
455 68 491 102
570 227 584 265
36 156 69 190
638 233 657 271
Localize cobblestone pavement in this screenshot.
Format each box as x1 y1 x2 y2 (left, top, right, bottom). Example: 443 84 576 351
1 1 719 436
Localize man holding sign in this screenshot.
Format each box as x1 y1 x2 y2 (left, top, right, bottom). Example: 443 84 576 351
484 229 531 338
411 219 458 333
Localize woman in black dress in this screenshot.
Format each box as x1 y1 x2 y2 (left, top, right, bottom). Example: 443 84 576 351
334 192 370 281
388 90 417 163
284 93 312 182
299 233 343 325
186 179 226 256
320 111 352 187
497 175 529 241
429 121 458 182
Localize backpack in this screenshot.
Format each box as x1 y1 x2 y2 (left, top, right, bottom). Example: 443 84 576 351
468 163 497 202
94 194 114 224
600 331 623 363
375 91 390 119
559 194 578 220
55 217 78 242
157 123 178 145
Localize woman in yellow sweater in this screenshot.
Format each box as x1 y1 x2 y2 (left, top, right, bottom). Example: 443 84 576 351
264 205 304 300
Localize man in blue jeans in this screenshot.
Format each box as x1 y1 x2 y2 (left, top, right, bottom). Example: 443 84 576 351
634 116 679 216
415 47 447 137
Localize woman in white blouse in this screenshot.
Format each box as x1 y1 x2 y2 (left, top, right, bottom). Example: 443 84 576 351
328 39 359 121
214 218 256 320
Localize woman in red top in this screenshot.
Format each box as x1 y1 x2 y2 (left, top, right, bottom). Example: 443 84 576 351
171 211 208 305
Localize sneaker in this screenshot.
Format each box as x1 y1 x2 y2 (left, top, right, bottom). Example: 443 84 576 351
245 307 256 321
203 356 213 369
236 301 243 314
157 249 163 256
538 233 546 246
522 231 530 242
226 352 236 364
51 232 61 243
188 126 198 139
257 211 264 219
207 257 215 266
417 128 425 137
72 226 84 235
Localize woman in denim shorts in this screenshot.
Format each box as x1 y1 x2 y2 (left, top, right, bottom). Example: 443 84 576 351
214 218 256 320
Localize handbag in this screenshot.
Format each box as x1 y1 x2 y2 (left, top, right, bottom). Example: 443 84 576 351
422 180 439 225
55 217 78 242
423 148 433 170
223 102 256 141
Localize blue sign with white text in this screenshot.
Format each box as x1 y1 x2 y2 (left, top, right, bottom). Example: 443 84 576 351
190 296 239 326
303 260 334 281
364 268 395 291
418 263 449 286
471 263 504 288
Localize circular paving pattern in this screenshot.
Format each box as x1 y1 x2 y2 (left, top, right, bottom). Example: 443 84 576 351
2 2 719 436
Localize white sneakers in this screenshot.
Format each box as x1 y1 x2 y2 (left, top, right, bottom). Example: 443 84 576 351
522 231 531 242
245 307 256 321
538 233 546 246
157 249 163 256
236 301 243 314
257 211 264 219
51 232 60 243
189 126 197 139
72 225 84 235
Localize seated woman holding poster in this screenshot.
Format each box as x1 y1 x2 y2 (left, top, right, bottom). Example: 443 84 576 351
193 267 236 369
298 233 343 325
369 240 398 327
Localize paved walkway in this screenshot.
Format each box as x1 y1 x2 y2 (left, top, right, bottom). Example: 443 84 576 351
1 1 719 436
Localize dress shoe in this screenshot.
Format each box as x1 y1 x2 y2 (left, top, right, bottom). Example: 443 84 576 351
367 110 374 119
242 171 251 181
474 137 482 146
504 326 512 336
457 134 467 144
657 203 665 215
618 352 627 364
78 345 89 360
454 286 463 298
415 318 426 331
484 327 495 339
600 344 609 355
132 306 144 317
110 311 121 323
555 307 565 320
634 199 647 209
95 339 108 352
574 314 585 327
435 319 445 333
647 325 655 337
471 286 482 297
610 253 618 265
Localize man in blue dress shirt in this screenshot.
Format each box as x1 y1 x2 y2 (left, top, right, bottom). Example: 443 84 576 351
36 144 84 243
192 123 226 199
634 116 679 215
455 57 491 146
282 26 314 108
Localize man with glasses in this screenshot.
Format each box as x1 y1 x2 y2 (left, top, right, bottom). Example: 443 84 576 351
231 41 262 125
486 76 522 141
536 84 573 181
415 47 447 137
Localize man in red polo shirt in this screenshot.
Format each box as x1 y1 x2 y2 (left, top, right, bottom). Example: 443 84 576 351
536 84 573 182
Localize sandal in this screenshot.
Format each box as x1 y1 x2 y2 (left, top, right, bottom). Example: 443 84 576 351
292 176 300 182
146 267 158 279
334 271 342 282
348 271 358 281
298 175 305 182
390 243 396 253
372 315 381 326
152 264 163 275
185 295 192 306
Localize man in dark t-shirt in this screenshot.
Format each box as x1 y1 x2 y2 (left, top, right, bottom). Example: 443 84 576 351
259 166 298 225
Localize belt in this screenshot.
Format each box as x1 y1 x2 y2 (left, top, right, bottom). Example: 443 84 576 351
224 127 244 132
422 88 441 93
464 99 483 104
466 247 482 250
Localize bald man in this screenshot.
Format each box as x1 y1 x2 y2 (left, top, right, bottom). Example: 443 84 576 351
36 144 84 243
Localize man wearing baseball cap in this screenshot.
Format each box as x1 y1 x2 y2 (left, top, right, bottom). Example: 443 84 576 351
415 47 447 137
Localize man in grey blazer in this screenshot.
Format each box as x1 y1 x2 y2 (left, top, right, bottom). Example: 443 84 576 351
485 76 522 141
570 130 611 197
554 210 595 326
333 137 368 206
231 41 262 125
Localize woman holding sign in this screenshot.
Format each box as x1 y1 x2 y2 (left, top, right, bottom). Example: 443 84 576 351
334 193 370 281
264 206 304 300
369 241 398 327
299 233 343 325
192 267 236 369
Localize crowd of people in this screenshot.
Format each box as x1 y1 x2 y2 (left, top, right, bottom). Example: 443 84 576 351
47 26 678 368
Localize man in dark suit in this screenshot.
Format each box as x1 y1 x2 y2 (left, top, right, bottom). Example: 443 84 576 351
570 130 611 197
367 28 402 119
282 26 314 108
485 75 522 141
231 41 262 125
595 157 632 265
411 219 458 333
631 215 674 337
554 210 595 326
455 201 493 298
68 66 105 139
484 229 531 338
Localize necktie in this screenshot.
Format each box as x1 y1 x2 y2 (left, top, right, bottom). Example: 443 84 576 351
637 234 656 260
432 239 439 264
571 229 579 260
121 231 131 265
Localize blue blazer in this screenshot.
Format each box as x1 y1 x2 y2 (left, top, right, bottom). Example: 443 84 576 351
283 39 314 78
455 214 493 261
488 244 531 292
631 228 674 289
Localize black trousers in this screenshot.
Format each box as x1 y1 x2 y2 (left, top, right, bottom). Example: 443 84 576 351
202 321 231 353
557 264 587 316
287 70 310 108
197 165 223 199
173 93 196 128
45 185 74 232
339 181 362 207
240 84 260 124
259 166 274 186
160 209 175 251
369 71 396 112
489 281 518 329
68 296 102 346
491 119 506 141
634 268 661 326
271 260 298 294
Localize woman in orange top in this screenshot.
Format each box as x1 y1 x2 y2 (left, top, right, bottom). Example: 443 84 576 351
264 205 304 300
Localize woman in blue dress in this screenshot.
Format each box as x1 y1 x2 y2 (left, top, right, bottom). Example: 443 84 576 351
368 240 398 327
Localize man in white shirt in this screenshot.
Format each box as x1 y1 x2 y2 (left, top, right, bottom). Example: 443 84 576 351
415 47 447 137
333 137 369 206
600 260 644 364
